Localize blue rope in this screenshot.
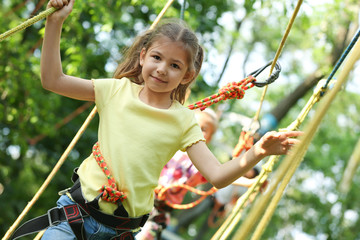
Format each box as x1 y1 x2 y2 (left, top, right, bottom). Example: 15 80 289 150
180 0 186 20
323 28 360 89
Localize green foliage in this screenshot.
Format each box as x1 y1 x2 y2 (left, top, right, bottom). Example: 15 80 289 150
1 0 360 239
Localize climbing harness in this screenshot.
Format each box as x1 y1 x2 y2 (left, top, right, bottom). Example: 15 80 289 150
10 172 148 240
10 145 149 240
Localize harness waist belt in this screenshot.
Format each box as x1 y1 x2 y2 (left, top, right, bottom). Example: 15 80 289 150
10 176 149 240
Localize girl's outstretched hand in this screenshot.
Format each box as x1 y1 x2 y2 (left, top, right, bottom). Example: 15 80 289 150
47 0 74 22
254 131 303 157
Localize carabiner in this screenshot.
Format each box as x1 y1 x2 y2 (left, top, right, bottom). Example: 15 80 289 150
248 60 281 87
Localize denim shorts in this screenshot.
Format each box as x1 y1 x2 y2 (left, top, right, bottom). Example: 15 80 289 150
41 195 138 240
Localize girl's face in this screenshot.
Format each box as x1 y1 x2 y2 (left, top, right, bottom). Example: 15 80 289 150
139 36 194 99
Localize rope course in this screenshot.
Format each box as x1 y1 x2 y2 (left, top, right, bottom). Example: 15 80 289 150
212 0 305 239
3 0 358 239
1 0 291 239
234 38 360 240
213 25 360 240
212 20 360 240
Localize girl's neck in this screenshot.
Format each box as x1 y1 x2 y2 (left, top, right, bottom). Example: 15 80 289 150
139 87 173 109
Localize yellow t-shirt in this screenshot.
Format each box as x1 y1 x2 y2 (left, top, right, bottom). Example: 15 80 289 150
77 78 205 217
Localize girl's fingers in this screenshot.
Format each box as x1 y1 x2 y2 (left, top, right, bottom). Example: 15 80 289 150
56 0 63 8
282 131 303 138
51 0 68 9
287 139 300 145
68 0 75 9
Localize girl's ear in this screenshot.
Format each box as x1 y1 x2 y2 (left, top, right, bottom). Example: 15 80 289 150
181 70 195 85
139 48 146 66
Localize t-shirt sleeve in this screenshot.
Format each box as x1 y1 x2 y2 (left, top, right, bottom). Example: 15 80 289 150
179 111 205 151
93 78 125 112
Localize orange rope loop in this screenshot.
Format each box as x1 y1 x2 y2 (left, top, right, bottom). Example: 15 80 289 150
155 184 217 209
232 131 254 158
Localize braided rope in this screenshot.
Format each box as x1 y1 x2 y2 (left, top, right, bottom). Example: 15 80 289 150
232 131 254 158
187 76 255 111
212 2 304 239
92 142 127 203
0 7 57 42
235 38 360 240
155 184 217 210
211 81 324 240
324 28 360 89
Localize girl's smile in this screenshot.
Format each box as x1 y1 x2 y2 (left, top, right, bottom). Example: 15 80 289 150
138 36 194 108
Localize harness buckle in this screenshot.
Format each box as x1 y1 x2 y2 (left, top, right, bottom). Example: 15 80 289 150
47 207 62 227
58 187 71 196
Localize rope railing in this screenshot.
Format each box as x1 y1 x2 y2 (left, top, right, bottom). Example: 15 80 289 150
234 31 360 240
253 0 304 122
211 79 336 240
211 1 304 238
0 7 57 42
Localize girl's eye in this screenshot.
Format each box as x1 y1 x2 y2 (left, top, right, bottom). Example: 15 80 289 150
171 63 180 69
152 55 161 60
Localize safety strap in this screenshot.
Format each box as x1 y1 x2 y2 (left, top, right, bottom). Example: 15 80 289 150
10 171 149 240
69 170 149 230
69 182 148 230
10 204 87 240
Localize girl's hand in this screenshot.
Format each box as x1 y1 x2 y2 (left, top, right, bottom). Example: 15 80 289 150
47 0 74 22
254 131 303 157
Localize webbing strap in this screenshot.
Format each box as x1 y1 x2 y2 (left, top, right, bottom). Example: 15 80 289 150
69 179 149 230
10 204 87 240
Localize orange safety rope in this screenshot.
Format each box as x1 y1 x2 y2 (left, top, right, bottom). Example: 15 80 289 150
155 184 217 210
92 142 127 203
187 76 256 110
232 131 254 158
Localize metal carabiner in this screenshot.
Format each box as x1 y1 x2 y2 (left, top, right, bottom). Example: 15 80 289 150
247 60 282 87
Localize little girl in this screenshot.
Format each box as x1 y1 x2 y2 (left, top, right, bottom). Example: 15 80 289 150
11 0 302 239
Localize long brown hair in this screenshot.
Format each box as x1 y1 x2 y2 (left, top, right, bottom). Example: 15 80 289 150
113 19 204 104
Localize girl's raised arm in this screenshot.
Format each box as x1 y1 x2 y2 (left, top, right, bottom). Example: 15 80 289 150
187 131 302 189
41 0 95 101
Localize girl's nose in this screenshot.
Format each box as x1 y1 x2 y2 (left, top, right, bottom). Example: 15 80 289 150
157 63 167 76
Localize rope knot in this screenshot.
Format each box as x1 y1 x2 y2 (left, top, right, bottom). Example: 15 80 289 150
218 82 245 100
187 76 255 111
100 185 127 203
93 142 127 203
